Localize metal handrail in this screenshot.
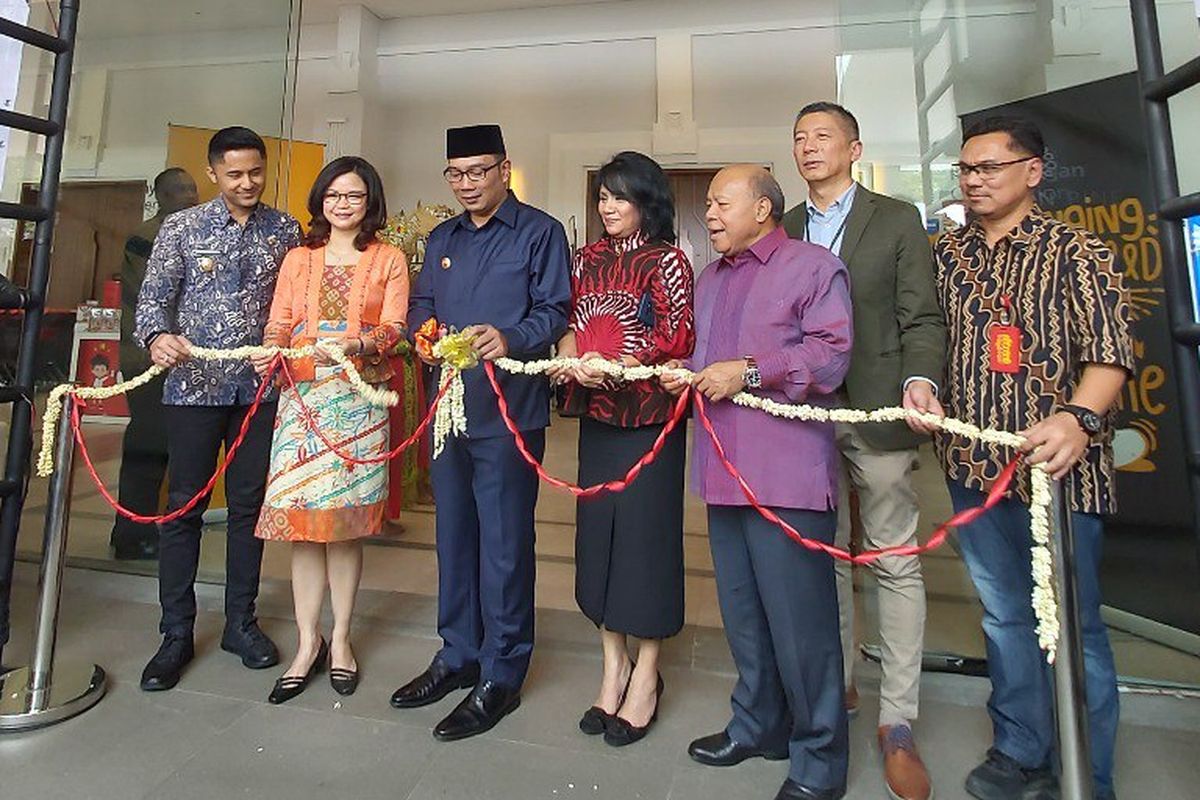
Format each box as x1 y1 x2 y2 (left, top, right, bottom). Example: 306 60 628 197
0 17 68 53
0 109 61 137
0 202 49 223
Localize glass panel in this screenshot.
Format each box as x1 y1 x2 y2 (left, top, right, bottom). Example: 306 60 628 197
0 1 299 582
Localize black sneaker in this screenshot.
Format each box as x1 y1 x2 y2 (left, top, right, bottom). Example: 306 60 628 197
140 635 194 691
1022 779 1117 800
220 619 280 669
966 749 1051 800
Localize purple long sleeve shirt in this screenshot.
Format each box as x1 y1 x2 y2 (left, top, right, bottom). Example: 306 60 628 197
691 226 853 511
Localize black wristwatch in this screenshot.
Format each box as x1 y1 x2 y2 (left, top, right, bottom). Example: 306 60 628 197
1059 403 1103 435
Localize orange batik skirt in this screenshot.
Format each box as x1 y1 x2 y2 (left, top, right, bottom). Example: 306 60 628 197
255 367 389 543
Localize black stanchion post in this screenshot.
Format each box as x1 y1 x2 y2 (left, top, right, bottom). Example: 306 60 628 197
0 395 106 731
1048 478 1093 800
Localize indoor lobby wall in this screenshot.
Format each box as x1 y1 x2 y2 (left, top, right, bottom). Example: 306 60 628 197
289 0 1200 240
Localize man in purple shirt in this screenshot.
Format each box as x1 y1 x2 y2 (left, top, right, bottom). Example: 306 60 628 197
663 165 853 800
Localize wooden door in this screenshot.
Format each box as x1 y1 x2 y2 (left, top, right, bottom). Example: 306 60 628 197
584 168 722 272
11 181 148 310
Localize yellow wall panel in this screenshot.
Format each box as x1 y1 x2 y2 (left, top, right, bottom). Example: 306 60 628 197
166 124 325 228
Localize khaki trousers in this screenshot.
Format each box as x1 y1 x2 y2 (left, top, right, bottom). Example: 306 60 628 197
835 423 926 727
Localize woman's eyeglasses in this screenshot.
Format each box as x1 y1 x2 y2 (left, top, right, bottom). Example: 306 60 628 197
323 191 368 207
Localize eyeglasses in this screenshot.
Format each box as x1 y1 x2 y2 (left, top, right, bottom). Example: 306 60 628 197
323 191 368 206
951 156 1038 180
443 161 504 184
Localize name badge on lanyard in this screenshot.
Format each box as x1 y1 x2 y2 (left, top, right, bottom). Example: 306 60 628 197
988 295 1022 374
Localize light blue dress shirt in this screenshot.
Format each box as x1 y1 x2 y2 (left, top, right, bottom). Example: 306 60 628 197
803 182 857 256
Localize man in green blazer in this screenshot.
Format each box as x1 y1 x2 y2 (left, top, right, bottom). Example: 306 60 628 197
783 102 946 800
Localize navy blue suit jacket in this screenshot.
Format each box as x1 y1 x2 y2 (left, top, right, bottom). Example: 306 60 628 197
409 193 571 437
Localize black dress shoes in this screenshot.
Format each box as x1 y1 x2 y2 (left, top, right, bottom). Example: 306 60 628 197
390 660 479 709
112 536 159 561
432 680 521 742
220 619 280 669
579 665 634 735
687 731 789 767
140 635 194 692
267 638 328 705
603 672 664 747
773 778 846 800
579 705 614 736
330 666 359 696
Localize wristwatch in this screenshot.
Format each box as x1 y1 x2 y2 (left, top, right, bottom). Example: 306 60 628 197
742 356 762 390
1059 403 1103 435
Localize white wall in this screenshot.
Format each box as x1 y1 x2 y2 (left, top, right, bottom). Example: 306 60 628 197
4 0 1198 278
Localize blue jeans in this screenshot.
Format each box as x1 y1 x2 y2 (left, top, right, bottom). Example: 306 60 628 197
948 481 1119 792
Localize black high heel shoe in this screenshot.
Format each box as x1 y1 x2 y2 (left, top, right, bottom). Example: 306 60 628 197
267 637 328 705
330 660 359 696
603 671 663 747
579 663 634 736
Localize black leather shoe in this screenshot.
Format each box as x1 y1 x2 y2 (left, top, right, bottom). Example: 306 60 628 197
330 666 359 696
579 705 614 736
432 680 521 742
112 536 159 561
267 638 328 705
579 664 634 736
603 671 664 747
390 660 479 709
140 635 194 692
687 731 789 767
220 619 280 669
774 778 846 800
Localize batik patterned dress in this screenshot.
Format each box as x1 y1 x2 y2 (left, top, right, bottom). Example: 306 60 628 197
255 241 409 542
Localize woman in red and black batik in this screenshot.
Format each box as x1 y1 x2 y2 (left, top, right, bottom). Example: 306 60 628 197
549 152 694 747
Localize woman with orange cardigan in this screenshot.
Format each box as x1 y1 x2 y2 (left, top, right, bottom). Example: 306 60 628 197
251 156 409 704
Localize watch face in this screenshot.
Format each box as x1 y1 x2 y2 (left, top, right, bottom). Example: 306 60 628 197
1082 412 1102 434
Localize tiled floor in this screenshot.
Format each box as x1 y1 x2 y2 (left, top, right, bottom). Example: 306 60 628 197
2 563 1200 800
3 409 1200 797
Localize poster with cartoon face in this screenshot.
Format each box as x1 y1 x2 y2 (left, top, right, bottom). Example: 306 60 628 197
73 337 129 418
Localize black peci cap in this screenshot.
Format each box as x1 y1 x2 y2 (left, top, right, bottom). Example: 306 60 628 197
446 124 506 159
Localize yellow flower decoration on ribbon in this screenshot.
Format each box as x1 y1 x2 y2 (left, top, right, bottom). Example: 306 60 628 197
432 330 479 370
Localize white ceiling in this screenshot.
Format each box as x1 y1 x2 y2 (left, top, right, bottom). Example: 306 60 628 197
32 0 620 39
301 0 618 24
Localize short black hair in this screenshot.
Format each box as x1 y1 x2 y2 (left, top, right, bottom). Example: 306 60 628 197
595 151 677 243
304 156 388 251
796 101 860 141
153 167 191 195
962 115 1045 158
90 353 110 368
207 126 267 165
751 171 786 224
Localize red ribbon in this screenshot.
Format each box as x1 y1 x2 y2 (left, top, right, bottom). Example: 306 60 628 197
692 394 1021 564
71 356 1023 561
483 361 690 498
72 357 281 524
278 357 451 466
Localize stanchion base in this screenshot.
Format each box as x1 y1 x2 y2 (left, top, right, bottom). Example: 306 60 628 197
0 663 106 732
861 644 989 677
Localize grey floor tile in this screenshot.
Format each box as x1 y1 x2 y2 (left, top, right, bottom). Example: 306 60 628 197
144 703 436 800
407 737 675 800
0 684 252 800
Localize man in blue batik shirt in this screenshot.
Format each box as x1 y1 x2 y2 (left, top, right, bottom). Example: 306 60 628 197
390 124 571 742
134 127 301 692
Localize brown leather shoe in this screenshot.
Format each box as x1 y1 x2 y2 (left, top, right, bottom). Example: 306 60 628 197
878 725 932 800
844 684 859 718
